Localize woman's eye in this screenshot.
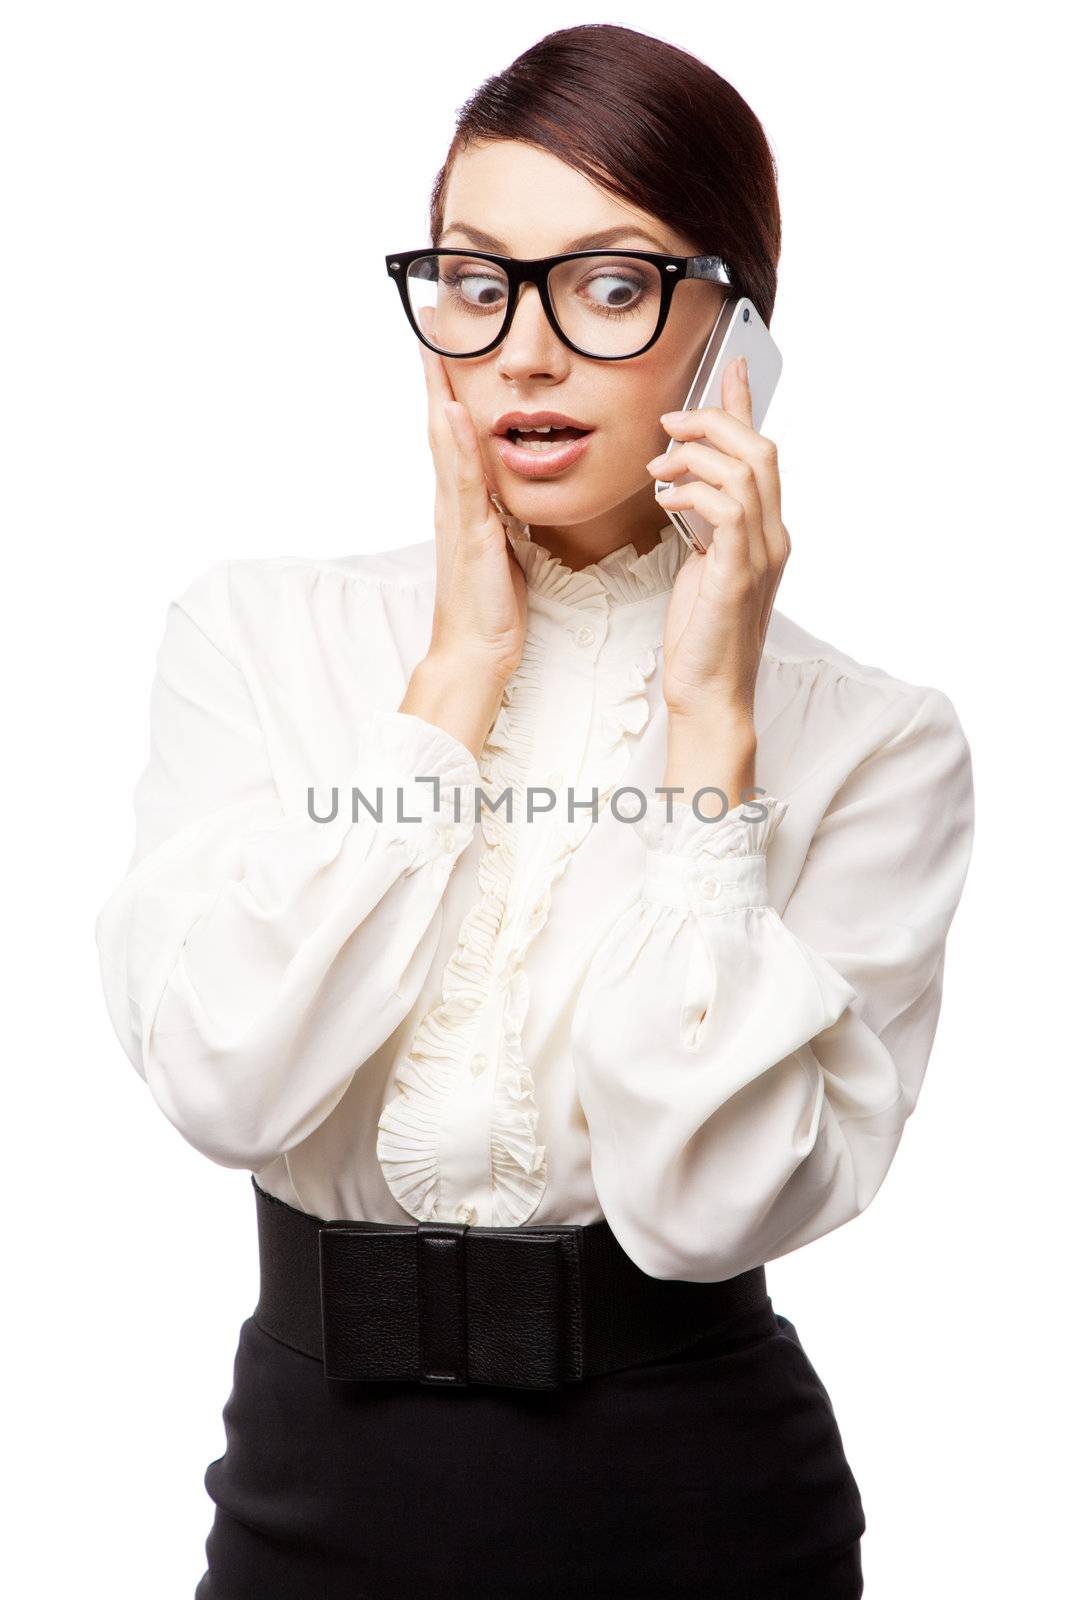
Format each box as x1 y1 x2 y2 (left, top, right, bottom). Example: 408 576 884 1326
448 272 507 309
583 273 645 310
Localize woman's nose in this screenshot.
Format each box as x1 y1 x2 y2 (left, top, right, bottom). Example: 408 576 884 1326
495 281 569 383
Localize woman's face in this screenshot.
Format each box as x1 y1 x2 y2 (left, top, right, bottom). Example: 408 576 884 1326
436 139 726 552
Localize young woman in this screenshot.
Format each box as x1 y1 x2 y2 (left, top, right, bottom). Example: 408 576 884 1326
95 23 974 1600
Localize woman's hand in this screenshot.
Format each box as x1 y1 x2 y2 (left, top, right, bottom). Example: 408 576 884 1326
419 344 528 687
645 357 790 727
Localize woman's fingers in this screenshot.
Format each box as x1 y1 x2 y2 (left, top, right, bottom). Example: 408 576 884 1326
657 362 791 708
657 396 782 533
421 347 495 533
651 437 753 494
656 479 751 581
420 344 460 459
722 356 753 427
650 361 769 572
416 344 526 686
445 403 497 544
420 345 468 563
420 345 506 572
651 440 764 566
657 412 781 531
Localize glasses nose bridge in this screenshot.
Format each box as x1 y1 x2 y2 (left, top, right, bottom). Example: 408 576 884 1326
511 262 552 310
502 264 560 344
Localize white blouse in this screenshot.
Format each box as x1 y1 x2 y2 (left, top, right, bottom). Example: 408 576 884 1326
95 515 975 1282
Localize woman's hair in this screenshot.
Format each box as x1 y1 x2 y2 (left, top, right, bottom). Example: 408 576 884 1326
429 24 782 325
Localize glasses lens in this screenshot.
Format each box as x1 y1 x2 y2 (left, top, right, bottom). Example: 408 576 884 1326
405 253 509 354
547 255 663 357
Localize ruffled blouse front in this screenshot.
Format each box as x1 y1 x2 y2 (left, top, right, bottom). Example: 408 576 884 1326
94 518 975 1281
376 514 689 1227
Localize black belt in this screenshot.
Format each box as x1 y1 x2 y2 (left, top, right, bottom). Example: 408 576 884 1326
251 1176 770 1392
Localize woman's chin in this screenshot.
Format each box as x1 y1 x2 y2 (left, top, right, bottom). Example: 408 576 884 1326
490 478 605 529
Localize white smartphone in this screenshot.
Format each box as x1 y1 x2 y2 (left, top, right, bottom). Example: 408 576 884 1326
655 297 783 554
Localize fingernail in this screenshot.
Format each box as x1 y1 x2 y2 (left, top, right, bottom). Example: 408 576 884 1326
660 411 683 422
646 453 669 471
737 357 748 385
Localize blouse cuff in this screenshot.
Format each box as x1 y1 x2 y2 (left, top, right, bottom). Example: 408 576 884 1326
346 709 482 868
632 793 789 915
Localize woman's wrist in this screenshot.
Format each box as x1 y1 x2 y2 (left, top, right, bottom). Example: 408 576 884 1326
663 706 758 810
399 651 508 762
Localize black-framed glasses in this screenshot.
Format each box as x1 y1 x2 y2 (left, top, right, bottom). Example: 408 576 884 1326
385 247 733 361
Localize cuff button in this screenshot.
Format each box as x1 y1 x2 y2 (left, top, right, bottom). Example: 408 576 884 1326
700 875 722 900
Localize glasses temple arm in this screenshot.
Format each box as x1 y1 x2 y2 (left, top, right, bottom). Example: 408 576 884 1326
685 255 733 285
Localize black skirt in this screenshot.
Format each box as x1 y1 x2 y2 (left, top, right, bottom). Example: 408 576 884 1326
194 1283 866 1599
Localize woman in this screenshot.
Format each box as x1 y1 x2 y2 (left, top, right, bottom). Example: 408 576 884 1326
95 23 974 1600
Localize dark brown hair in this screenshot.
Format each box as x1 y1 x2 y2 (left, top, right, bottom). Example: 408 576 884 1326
428 24 782 325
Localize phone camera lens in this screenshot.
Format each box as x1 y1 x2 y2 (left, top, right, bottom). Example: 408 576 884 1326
743 307 750 323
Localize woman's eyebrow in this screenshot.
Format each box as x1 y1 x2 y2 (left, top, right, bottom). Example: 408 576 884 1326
439 222 673 253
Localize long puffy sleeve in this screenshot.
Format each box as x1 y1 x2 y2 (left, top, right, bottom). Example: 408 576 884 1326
94 561 481 1170
571 686 975 1282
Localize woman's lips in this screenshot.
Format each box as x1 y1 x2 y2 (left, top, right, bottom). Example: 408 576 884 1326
492 427 594 479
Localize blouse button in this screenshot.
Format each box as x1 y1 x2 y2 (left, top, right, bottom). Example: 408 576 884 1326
700 875 722 900
573 624 596 648
435 824 457 853
470 1052 487 1078
455 1202 478 1225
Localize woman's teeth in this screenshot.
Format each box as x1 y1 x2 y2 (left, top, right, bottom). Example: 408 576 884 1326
507 426 587 450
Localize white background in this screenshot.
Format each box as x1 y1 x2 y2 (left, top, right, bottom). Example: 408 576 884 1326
3 3 1062 1595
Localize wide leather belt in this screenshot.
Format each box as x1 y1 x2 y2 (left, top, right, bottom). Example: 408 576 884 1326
250 1175 770 1392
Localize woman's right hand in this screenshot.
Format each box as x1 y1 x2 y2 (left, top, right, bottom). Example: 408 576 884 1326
398 346 529 761
419 344 528 686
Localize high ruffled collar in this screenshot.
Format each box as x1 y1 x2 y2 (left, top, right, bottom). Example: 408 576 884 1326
496 505 689 608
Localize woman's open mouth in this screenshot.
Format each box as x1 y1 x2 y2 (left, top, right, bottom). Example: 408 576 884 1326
492 424 595 479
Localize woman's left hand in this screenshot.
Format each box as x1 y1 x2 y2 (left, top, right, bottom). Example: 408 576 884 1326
645 357 790 726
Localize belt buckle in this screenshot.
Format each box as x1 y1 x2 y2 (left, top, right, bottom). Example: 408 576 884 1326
457 1221 585 1391
415 1221 469 1387
318 1217 584 1391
